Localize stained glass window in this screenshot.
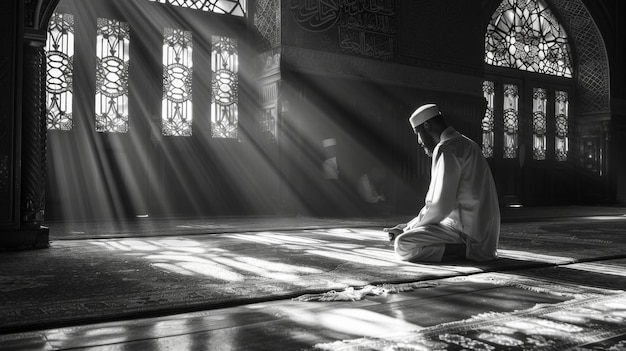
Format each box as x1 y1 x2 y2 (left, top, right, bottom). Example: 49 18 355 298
96 18 130 133
162 28 193 137
148 0 246 17
481 81 495 158
211 36 238 139
485 0 573 78
555 90 569 161
532 88 547 160
46 13 74 131
503 84 519 159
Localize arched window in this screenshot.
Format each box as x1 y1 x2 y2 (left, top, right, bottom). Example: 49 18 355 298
485 0 572 78
46 0 243 139
482 0 574 162
154 1 242 138
148 0 246 17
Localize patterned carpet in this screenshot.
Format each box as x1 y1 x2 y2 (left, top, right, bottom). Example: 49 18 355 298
1 215 625 335
312 276 626 350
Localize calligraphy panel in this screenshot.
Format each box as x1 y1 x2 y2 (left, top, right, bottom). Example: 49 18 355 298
286 0 396 61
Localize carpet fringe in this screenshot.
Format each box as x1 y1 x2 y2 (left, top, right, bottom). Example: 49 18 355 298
293 273 623 303
472 274 624 299
292 282 438 302
312 292 626 351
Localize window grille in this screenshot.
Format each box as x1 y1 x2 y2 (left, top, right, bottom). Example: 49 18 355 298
555 90 569 161
162 28 193 136
211 36 238 139
503 84 519 159
481 81 495 158
96 18 130 133
532 88 547 160
485 0 573 78
46 13 74 131
148 0 246 17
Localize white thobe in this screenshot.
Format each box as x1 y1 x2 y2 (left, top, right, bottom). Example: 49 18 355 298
396 127 500 262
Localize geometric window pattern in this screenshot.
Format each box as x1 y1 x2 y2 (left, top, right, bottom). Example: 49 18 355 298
95 18 130 133
555 90 569 161
503 84 519 159
254 0 279 50
46 13 74 131
148 0 247 17
532 87 547 160
162 28 193 137
211 36 238 139
549 0 607 114
485 0 573 78
481 81 495 158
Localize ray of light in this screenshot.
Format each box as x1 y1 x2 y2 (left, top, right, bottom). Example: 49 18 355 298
46 0 414 227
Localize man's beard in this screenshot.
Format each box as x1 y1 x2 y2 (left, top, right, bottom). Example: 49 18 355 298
420 133 437 157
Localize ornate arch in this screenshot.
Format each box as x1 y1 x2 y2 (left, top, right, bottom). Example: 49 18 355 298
485 0 574 78
483 0 610 115
546 0 610 115
24 0 59 32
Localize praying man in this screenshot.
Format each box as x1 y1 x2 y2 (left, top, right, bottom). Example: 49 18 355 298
384 103 501 262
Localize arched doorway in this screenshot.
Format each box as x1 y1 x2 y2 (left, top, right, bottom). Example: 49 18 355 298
481 0 611 206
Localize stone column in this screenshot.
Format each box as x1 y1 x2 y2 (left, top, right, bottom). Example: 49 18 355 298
21 38 47 229
7 33 50 249
0 0 49 249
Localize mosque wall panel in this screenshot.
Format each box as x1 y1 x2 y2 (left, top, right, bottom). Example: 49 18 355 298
283 0 396 61
396 0 483 76
281 0 483 76
0 0 20 228
276 0 488 213
279 69 486 216
615 117 626 204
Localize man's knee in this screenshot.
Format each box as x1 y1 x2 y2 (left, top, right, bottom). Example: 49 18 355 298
393 235 414 260
394 238 445 262
394 246 414 261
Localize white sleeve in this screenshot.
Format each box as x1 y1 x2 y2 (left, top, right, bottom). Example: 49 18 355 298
408 146 461 228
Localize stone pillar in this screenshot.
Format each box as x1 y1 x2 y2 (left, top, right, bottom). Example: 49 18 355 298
0 0 20 233
21 38 47 230
1 33 50 249
1 0 49 249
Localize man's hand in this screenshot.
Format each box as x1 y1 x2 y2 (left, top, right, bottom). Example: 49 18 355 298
383 223 406 233
383 223 406 242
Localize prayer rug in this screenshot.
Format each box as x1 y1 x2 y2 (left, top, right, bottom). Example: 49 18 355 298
0 228 490 333
47 216 398 240
312 274 626 351
291 267 622 303
1 217 625 334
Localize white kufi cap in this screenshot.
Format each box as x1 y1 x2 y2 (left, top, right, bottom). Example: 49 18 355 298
409 104 440 128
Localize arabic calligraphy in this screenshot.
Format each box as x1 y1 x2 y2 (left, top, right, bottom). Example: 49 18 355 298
342 0 394 17
289 0 341 32
289 0 396 60
289 0 395 60
339 29 393 60
338 0 395 59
